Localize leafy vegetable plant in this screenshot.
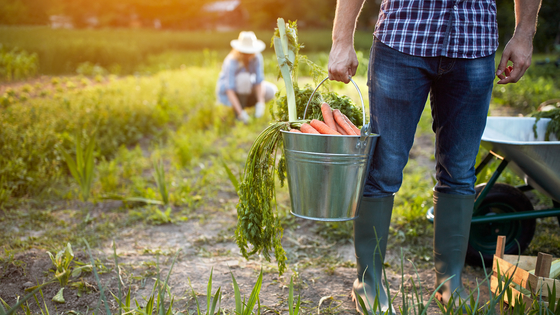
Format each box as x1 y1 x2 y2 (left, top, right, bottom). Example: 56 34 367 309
60 133 96 202
532 104 560 140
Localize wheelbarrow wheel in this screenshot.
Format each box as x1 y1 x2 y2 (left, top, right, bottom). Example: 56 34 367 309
465 183 536 267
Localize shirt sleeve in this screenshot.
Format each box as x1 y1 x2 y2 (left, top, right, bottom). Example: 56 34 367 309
254 53 264 84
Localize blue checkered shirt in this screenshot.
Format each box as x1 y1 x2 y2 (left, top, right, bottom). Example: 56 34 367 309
374 0 498 59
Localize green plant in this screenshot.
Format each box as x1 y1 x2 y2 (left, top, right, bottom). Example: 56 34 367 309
231 269 263 315
0 280 54 315
97 157 119 193
76 62 108 77
153 158 169 205
145 206 185 225
288 276 301 315
60 133 96 202
0 45 38 81
221 158 239 193
0 249 27 278
46 243 75 287
188 268 222 315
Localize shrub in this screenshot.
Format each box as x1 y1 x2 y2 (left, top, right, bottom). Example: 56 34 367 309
0 45 38 81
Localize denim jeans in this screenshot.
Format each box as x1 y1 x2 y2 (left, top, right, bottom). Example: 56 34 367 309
363 37 495 197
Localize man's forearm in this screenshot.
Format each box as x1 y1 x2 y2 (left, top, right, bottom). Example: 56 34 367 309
332 0 366 46
513 0 542 39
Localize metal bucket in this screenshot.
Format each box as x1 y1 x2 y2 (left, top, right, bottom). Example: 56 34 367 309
281 77 379 221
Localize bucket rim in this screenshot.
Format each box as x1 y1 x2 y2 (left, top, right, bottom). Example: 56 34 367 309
280 129 380 138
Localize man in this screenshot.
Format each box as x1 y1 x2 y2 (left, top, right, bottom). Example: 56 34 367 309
328 0 541 313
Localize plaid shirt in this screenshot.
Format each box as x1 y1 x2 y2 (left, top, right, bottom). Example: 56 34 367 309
374 0 498 59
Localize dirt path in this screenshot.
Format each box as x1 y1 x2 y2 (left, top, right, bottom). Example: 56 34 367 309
107 206 492 314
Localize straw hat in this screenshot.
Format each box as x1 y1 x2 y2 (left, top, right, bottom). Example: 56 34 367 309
230 31 265 54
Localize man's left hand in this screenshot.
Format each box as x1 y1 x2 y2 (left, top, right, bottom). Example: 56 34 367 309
496 34 534 84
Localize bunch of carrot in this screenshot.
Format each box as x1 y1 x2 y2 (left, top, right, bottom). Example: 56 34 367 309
290 102 361 135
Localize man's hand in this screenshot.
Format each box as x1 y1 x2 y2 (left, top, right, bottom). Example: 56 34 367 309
328 0 366 84
496 0 541 84
496 34 534 84
328 44 359 83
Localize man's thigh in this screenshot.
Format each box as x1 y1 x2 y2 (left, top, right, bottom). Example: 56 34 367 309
430 54 495 195
364 39 434 197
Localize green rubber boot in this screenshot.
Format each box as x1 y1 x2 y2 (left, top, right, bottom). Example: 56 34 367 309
352 195 395 314
433 191 475 311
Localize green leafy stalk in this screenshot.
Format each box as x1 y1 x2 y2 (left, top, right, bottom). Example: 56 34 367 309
288 276 301 315
235 122 290 274
231 269 263 315
273 18 299 122
60 132 96 202
153 158 169 205
83 239 111 315
532 106 560 140
221 158 239 193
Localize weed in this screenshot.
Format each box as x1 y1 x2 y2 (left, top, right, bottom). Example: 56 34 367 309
188 268 222 315
144 206 181 225
60 133 96 202
231 268 263 315
46 243 75 287
0 248 27 278
153 158 169 205
0 46 38 81
288 276 302 315
97 157 119 193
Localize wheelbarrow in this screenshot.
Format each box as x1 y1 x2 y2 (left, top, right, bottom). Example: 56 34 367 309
427 116 560 267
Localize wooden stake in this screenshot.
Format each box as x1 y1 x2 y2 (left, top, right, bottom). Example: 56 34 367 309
535 252 553 278
495 235 506 259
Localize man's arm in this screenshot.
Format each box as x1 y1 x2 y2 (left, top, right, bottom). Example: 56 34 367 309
328 0 367 83
496 0 542 84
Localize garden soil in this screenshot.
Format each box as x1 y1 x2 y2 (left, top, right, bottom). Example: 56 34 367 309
0 132 503 315
0 203 493 315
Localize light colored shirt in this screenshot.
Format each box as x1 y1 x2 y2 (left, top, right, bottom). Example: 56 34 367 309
216 52 264 106
374 0 498 59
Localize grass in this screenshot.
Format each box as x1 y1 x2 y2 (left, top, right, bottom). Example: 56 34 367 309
2 242 558 314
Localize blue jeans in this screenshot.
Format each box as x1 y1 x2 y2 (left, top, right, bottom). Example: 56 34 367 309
364 38 495 197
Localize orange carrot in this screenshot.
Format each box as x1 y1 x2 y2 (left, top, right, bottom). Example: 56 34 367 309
342 114 361 135
290 129 302 133
320 102 337 131
333 109 356 135
300 123 320 134
335 122 349 135
310 119 341 135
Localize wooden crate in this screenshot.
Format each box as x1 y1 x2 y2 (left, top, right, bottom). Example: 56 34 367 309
491 236 560 309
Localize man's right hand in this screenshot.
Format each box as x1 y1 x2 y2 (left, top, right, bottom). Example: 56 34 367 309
328 0 366 84
328 44 359 84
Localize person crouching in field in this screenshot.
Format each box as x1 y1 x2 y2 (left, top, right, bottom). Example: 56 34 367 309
216 31 278 124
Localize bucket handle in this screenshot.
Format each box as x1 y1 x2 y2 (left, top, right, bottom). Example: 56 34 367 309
303 76 371 149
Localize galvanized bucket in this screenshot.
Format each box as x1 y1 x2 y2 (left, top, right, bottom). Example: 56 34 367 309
280 77 379 221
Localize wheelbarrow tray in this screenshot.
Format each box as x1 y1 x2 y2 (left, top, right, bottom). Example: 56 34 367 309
481 117 560 202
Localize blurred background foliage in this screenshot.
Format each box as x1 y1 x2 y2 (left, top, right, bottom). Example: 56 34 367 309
0 0 558 53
